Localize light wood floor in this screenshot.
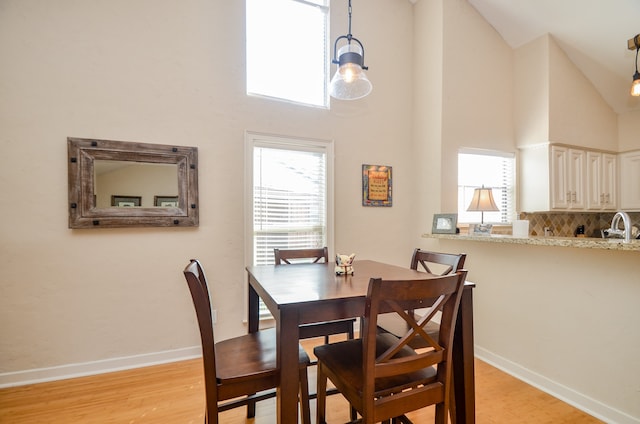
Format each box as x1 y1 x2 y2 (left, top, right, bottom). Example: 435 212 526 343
0 340 603 424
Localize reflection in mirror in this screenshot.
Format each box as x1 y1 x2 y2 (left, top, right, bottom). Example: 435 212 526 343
94 161 179 208
68 137 198 228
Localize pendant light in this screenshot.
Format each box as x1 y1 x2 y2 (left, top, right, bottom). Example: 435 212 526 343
630 34 640 97
329 0 372 100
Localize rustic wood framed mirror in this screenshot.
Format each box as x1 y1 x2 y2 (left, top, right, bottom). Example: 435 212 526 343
68 137 199 229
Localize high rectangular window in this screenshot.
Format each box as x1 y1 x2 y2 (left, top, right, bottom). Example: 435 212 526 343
246 0 329 107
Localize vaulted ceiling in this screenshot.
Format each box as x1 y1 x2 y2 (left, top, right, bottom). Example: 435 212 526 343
467 0 640 114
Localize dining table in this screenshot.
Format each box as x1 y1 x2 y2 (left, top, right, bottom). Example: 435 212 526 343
246 259 476 423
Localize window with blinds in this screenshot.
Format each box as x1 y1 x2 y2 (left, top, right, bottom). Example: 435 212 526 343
458 149 516 224
245 132 334 317
253 145 328 264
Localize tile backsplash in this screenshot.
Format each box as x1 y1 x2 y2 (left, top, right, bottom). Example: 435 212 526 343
518 212 640 237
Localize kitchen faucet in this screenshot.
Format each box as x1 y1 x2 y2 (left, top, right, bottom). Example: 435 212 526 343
607 211 632 242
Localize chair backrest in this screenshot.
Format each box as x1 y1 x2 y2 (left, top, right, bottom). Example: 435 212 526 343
361 270 467 421
274 247 329 265
410 248 466 276
183 259 218 414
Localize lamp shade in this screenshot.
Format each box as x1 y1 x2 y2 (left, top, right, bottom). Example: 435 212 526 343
329 44 372 100
467 186 499 224
467 186 499 211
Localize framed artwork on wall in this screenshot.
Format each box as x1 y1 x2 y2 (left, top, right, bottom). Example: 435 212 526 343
362 164 392 207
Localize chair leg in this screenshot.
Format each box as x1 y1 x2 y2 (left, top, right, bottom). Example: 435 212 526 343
435 402 446 424
246 399 256 418
448 373 457 424
348 322 358 421
350 404 358 421
316 363 328 424
299 367 311 424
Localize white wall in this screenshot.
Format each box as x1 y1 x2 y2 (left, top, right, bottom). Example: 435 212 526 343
2 0 639 421
618 109 640 151
548 36 618 150
0 0 415 376
412 0 640 421
436 239 640 424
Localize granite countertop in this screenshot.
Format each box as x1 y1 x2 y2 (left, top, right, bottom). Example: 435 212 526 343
423 233 640 252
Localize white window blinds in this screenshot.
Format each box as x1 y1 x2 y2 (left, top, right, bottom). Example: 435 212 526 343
458 150 516 224
250 137 329 266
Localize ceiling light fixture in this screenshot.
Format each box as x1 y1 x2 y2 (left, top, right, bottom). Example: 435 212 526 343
329 0 372 101
629 34 640 97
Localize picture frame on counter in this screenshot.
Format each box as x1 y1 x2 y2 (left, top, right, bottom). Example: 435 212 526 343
469 223 493 235
432 213 458 234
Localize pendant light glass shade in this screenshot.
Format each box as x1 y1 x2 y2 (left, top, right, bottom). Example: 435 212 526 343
630 35 640 97
329 0 372 101
631 73 640 97
329 43 372 100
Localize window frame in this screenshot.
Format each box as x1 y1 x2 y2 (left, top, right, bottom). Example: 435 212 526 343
457 148 516 225
245 0 330 108
244 131 335 319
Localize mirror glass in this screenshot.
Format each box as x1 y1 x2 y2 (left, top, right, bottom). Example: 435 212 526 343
94 161 179 208
68 137 199 228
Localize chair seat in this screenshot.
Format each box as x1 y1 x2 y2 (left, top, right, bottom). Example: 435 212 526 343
216 327 310 384
314 333 436 396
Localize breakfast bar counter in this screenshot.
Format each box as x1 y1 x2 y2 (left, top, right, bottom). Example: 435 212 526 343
423 233 640 252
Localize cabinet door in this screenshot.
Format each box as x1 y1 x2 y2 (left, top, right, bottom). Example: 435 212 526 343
601 153 617 210
568 149 586 209
551 146 585 210
586 152 616 210
586 151 603 210
550 146 570 209
620 151 640 210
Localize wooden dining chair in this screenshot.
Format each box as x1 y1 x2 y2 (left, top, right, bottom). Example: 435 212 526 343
274 247 358 421
376 249 466 348
183 259 311 424
273 247 356 344
314 270 467 424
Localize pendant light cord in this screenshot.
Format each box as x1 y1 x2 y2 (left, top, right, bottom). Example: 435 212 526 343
347 0 353 42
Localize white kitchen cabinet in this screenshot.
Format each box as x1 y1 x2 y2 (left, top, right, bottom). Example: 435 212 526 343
550 146 586 209
520 144 593 212
619 150 640 210
586 151 617 210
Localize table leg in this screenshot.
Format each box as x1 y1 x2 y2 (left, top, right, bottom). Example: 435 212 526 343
452 285 475 423
248 277 259 334
276 306 301 423
246 276 260 417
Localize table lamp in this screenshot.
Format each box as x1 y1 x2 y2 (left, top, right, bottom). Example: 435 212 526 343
467 186 499 232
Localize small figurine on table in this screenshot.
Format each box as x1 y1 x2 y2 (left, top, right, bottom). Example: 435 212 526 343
335 253 356 275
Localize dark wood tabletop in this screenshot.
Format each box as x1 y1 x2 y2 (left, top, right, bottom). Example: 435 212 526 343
246 259 475 423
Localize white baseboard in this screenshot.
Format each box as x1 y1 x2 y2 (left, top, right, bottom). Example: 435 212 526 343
0 346 202 389
475 346 640 424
